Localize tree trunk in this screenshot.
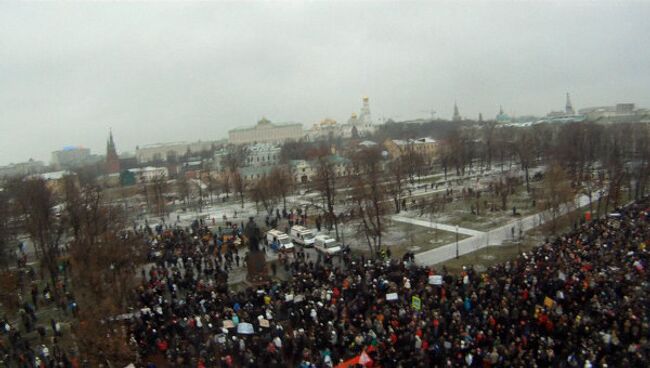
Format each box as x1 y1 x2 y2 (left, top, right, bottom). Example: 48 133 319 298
525 165 530 193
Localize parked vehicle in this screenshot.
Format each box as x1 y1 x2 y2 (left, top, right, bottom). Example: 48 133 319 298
266 229 295 252
314 234 342 255
290 225 316 247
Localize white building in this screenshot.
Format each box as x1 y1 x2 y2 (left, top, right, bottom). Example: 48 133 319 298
136 141 215 164
289 155 351 184
245 143 281 167
228 118 303 145
0 159 46 178
51 147 100 169
128 166 169 183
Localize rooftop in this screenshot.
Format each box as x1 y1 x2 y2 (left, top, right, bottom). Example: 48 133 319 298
33 170 71 181
229 119 303 132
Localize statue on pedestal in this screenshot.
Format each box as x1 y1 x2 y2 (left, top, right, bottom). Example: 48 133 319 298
244 217 268 284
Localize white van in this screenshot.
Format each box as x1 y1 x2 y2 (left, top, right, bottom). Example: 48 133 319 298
266 229 295 252
290 225 316 247
314 235 342 255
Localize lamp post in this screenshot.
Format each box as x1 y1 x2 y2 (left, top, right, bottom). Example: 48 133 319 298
455 225 459 259
517 218 523 255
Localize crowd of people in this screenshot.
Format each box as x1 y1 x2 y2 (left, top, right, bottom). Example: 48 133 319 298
125 200 649 367
2 199 649 367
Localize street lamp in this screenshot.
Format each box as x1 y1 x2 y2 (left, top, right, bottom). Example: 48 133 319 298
455 225 459 259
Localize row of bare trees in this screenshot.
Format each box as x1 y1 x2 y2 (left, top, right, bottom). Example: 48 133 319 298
305 121 650 257
2 175 142 365
248 167 294 213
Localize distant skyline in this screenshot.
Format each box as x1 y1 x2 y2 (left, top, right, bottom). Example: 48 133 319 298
1 1 649 165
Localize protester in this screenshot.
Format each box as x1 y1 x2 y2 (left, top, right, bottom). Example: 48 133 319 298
123 200 650 367
3 200 649 367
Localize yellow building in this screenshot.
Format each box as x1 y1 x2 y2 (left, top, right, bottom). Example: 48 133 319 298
383 137 438 161
229 118 303 145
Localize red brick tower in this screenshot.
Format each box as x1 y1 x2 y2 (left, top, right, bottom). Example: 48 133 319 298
106 129 121 174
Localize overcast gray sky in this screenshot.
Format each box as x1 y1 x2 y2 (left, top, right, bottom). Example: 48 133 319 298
1 1 649 166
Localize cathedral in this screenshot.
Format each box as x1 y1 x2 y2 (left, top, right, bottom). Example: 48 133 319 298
345 96 375 135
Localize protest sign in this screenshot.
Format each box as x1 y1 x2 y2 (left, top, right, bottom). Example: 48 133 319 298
428 275 443 285
411 296 422 311
544 296 555 309
237 322 254 334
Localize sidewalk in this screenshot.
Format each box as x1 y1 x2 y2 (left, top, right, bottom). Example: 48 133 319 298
391 215 483 236
414 193 601 266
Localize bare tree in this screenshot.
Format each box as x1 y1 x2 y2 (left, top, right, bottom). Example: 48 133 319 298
312 156 339 240
268 166 293 210
206 172 220 205
8 177 64 284
65 183 143 366
632 124 650 200
221 172 232 200
232 170 246 208
248 175 279 214
348 147 387 257
221 145 249 173
150 174 168 217
0 190 14 270
387 157 406 213
437 143 452 181
62 174 82 239
192 177 204 213
536 164 574 233
177 174 191 207
481 120 497 170
513 129 536 193
403 144 426 184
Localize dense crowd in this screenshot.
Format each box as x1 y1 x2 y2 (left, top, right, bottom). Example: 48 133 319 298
126 201 650 367
2 199 649 367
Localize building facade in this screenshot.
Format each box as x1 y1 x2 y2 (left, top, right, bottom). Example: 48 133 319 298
240 165 275 182
128 166 169 183
245 143 281 167
384 137 438 160
136 141 215 164
0 159 46 179
51 147 100 170
289 155 351 184
228 118 303 145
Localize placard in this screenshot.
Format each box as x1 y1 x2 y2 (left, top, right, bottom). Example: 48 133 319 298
223 320 235 329
237 322 254 334
428 275 443 285
386 293 398 301
411 296 422 311
259 319 270 328
543 296 555 309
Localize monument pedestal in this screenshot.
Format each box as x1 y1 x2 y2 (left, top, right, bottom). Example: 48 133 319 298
246 250 269 285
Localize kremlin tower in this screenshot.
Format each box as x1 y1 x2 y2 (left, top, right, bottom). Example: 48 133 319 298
105 130 120 174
